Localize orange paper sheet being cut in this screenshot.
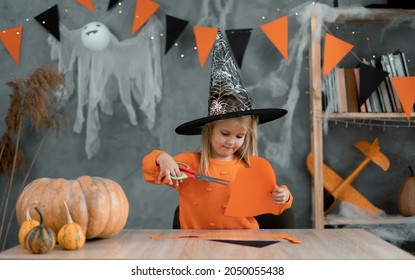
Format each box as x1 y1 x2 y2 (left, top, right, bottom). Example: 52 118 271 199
150 232 301 244
224 157 286 217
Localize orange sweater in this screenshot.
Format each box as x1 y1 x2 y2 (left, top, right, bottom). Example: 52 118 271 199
142 150 292 229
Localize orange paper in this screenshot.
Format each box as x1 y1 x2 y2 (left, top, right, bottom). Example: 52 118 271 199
131 0 160 34
390 77 415 120
322 33 353 77
0 26 23 65
224 157 286 217
260 15 289 60
76 0 95 12
193 26 218 68
150 232 301 244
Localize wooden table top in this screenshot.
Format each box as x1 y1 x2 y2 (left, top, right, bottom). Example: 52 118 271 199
0 228 413 260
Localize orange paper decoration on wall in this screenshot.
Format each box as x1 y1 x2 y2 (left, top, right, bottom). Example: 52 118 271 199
0 25 23 65
193 26 218 68
390 77 415 120
322 33 353 77
76 0 95 12
131 0 160 34
260 15 289 60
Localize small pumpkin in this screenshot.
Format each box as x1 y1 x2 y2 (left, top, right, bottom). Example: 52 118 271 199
398 166 415 216
57 202 86 250
24 206 56 254
16 176 129 239
18 202 40 249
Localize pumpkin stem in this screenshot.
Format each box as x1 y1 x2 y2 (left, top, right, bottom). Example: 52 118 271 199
63 201 73 224
34 206 43 225
409 166 414 177
26 201 39 221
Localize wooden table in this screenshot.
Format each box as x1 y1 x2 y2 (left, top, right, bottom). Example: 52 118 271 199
0 228 413 259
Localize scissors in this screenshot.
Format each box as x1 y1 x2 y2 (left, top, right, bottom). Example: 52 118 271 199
171 162 230 186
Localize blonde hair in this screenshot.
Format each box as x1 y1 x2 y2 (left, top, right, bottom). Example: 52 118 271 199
199 115 258 175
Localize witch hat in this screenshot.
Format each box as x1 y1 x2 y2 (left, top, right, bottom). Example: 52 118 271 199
175 30 287 135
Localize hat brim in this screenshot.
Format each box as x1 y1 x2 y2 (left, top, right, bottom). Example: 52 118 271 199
175 108 287 135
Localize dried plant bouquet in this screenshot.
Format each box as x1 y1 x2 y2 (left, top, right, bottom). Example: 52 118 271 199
0 66 68 251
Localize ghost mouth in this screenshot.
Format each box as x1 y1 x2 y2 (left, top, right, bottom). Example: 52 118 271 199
86 30 98 36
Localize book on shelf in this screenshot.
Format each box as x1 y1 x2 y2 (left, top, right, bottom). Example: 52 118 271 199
335 67 348 113
323 50 412 114
344 68 360 113
353 67 368 112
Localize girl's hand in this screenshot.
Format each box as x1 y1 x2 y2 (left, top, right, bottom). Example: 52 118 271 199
271 185 290 204
156 153 182 186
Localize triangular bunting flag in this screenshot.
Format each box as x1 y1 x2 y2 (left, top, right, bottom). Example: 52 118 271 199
225 29 252 68
390 77 415 120
322 33 353 76
76 0 95 12
34 4 60 41
0 26 23 65
165 14 189 54
108 0 124 11
193 26 218 68
260 16 288 60
358 63 389 106
131 0 160 34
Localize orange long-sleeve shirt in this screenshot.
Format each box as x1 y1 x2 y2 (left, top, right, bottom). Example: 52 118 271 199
142 150 292 229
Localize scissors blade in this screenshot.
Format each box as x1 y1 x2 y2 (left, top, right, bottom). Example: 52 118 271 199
193 174 230 186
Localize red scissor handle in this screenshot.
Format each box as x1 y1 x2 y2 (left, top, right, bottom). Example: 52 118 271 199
171 162 195 180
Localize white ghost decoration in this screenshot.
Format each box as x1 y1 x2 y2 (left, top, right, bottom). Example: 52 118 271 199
81 21 111 51
48 17 163 158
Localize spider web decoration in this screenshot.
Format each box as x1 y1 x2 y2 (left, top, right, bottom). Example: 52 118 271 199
208 30 254 117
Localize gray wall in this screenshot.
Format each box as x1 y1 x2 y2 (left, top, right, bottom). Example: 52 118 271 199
1 0 414 251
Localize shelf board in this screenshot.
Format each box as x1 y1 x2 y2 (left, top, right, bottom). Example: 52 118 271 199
325 214 415 226
328 112 415 121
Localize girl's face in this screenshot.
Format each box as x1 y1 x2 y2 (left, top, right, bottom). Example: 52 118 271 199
210 118 248 161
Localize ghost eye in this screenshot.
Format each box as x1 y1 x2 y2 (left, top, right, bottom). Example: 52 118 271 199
96 24 100 27
83 26 87 30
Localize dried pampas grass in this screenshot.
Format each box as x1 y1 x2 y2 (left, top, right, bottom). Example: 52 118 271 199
0 66 68 251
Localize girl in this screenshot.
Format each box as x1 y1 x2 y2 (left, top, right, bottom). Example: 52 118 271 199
142 115 292 229
142 29 292 229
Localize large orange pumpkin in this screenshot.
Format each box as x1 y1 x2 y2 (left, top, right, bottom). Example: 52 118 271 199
16 176 129 239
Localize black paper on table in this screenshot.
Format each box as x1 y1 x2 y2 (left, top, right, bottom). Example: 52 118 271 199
209 239 280 248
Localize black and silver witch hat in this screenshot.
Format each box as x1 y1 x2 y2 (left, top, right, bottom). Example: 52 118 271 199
175 29 287 135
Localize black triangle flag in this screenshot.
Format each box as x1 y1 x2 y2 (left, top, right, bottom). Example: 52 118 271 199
107 0 124 11
359 62 389 106
34 4 60 41
165 14 189 54
225 29 252 68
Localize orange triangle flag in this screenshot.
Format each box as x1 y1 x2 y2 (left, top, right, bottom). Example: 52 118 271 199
193 26 218 68
76 0 95 12
322 33 353 77
131 0 160 34
260 15 288 60
391 77 415 120
0 26 23 65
